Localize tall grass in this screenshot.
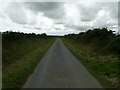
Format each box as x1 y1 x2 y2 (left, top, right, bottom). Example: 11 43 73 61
2 31 56 88
63 39 119 88
63 28 119 88
64 28 120 55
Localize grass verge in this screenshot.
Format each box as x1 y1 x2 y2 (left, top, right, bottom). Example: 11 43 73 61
3 38 55 88
62 38 119 88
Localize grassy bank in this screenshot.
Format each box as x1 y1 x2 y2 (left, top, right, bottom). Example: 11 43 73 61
2 31 56 88
62 38 119 88
62 28 119 88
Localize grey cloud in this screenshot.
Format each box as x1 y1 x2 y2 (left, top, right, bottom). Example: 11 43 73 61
54 22 64 24
99 2 118 20
23 25 32 29
24 2 61 12
23 25 42 30
78 3 101 22
73 25 90 31
118 2 120 18
6 3 28 24
78 2 117 22
80 18 94 22
54 27 60 30
1 2 118 35
118 2 120 34
92 12 117 30
76 2 118 32
64 24 89 31
34 27 41 30
24 2 65 19
54 19 65 24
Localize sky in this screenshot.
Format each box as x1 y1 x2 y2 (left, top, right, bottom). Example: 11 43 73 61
0 0 119 35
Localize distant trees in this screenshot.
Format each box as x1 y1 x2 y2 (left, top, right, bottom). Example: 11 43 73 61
2 31 50 66
64 27 120 54
2 31 48 41
109 36 120 54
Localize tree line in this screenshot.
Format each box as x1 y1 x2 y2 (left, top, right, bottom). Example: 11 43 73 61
64 27 120 54
2 31 48 41
1 28 120 54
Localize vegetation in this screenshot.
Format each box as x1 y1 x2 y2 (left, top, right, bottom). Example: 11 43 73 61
63 27 119 88
2 28 120 88
2 31 55 88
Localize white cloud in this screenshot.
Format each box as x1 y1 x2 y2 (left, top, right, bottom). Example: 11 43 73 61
0 2 118 35
78 2 101 22
6 3 29 24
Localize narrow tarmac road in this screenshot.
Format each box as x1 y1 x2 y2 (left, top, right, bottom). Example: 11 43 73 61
23 38 103 88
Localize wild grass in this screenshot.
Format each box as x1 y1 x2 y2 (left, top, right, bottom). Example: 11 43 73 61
62 38 119 88
2 35 55 88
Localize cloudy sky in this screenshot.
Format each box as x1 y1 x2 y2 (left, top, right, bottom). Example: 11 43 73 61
0 1 119 35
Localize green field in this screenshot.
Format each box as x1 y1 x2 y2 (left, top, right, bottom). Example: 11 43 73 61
62 38 119 88
2 32 55 88
62 27 120 88
2 29 120 88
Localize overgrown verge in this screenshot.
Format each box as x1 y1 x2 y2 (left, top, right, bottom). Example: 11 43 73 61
62 28 119 88
2 31 56 88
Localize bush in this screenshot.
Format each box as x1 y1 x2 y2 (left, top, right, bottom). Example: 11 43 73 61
64 27 119 54
109 36 120 54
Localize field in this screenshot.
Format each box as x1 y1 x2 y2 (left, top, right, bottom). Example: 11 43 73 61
2 28 120 88
62 28 120 88
2 31 55 88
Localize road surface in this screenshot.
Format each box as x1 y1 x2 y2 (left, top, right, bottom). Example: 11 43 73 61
23 38 103 88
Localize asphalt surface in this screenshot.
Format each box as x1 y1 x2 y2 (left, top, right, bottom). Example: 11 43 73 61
23 38 103 88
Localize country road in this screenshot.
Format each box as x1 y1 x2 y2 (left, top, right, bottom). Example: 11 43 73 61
23 38 103 88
